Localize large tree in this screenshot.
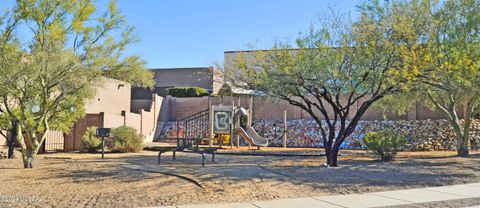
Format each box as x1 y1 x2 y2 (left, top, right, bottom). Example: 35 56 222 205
227 2 423 166
397 0 480 157
0 0 153 168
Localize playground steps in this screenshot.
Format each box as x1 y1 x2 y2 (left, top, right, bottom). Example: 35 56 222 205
152 121 166 142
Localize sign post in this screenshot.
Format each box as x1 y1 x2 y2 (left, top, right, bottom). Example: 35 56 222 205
96 128 111 159
283 110 287 148
101 137 105 159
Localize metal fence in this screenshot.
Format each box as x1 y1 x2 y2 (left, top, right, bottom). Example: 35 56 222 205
44 131 65 152
176 109 210 140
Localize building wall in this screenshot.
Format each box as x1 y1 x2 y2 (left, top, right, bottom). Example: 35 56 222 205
0 131 6 147
125 113 141 134
152 67 214 91
64 113 104 152
103 114 125 128
211 67 224 94
62 77 164 151
173 97 210 119
162 96 459 122
84 78 131 115
144 95 163 142
64 93 164 151
131 100 152 112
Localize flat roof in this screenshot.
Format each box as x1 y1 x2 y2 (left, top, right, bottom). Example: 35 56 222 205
149 67 211 71
224 48 302 54
224 47 345 54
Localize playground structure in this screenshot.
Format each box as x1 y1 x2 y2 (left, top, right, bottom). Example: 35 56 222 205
175 99 269 149
155 98 288 166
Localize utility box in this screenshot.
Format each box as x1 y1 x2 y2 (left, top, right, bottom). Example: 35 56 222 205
96 128 111 138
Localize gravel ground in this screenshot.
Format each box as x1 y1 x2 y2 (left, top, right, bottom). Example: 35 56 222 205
0 149 479 207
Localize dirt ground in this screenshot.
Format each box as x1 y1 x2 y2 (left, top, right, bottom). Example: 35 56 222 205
0 149 479 207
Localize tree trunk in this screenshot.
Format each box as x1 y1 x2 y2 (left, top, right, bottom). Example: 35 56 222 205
7 122 17 159
447 117 470 158
23 149 35 168
15 124 35 168
7 141 14 159
457 135 470 157
444 111 470 158
325 148 339 167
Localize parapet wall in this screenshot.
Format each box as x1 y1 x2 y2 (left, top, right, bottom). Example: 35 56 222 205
162 96 460 121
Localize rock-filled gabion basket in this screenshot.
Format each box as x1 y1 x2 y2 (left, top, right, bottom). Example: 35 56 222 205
159 119 480 151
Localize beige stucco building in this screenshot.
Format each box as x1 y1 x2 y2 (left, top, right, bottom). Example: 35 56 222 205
85 78 132 115
60 77 163 151
149 67 223 96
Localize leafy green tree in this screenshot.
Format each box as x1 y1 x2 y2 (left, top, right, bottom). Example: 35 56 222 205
227 2 422 166
376 0 480 157
409 0 479 157
424 0 480 157
0 0 152 168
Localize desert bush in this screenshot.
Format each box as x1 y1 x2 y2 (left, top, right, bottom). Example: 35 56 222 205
106 126 144 153
81 126 101 153
364 131 407 162
167 87 209 97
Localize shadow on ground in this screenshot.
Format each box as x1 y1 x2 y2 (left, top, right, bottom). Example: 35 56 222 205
1 150 479 207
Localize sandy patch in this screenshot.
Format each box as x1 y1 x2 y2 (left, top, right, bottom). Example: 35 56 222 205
0 150 479 207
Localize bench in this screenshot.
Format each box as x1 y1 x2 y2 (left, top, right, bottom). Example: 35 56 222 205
157 147 218 166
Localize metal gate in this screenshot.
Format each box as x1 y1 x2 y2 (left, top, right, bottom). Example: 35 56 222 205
44 130 65 152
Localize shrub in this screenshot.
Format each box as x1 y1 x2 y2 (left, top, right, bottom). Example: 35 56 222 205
167 87 209 97
364 131 407 162
106 126 144 153
82 126 102 153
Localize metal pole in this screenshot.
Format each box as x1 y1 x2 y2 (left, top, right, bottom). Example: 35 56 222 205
249 95 253 125
284 110 287 148
176 121 180 147
231 99 234 149
158 152 162 165
237 135 240 149
274 122 277 144
201 151 205 166
210 106 214 147
101 137 105 159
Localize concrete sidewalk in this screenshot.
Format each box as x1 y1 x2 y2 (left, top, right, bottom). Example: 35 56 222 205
155 183 480 208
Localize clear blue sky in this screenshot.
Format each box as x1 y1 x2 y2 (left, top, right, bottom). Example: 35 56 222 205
1 0 362 68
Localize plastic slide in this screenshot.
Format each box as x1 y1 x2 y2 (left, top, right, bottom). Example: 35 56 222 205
235 126 268 147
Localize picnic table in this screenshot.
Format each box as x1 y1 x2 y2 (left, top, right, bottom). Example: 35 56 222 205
156 146 218 166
